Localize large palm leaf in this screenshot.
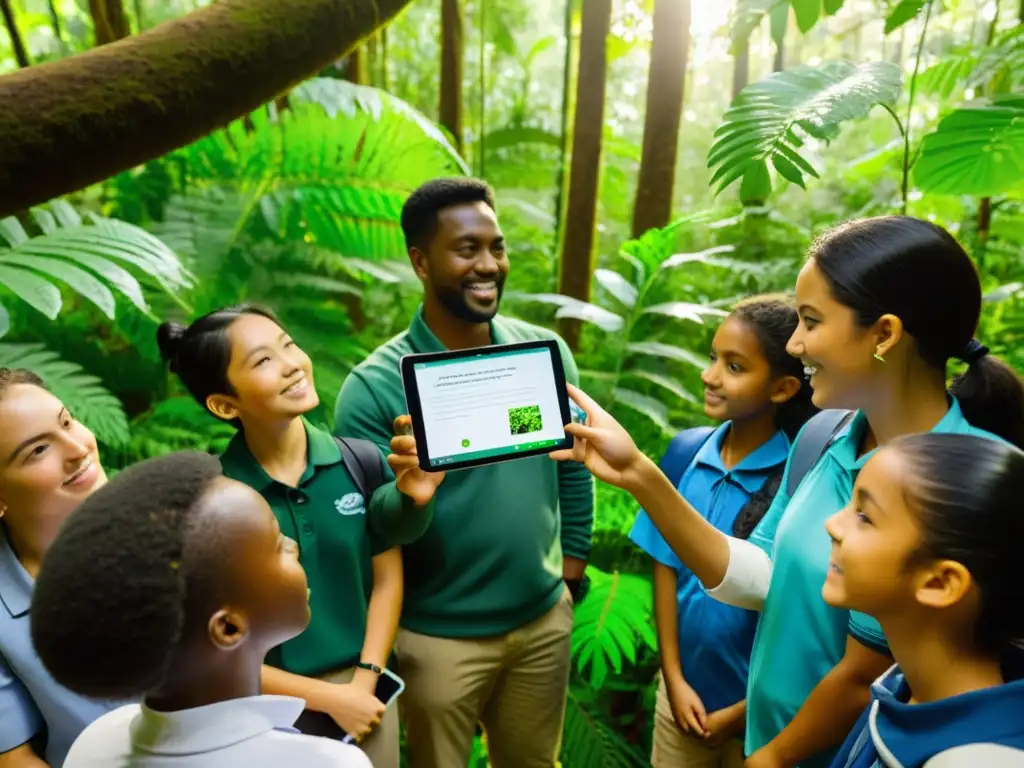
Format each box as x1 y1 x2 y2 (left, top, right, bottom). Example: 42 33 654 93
708 61 902 197
914 95 1024 197
0 200 193 325
169 78 470 263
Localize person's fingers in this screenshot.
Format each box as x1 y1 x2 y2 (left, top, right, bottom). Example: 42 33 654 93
387 454 421 472
390 435 417 454
693 701 708 732
549 448 577 462
566 383 604 420
393 415 414 436
564 422 601 441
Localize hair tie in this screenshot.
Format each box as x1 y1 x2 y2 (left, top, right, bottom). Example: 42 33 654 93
959 338 989 364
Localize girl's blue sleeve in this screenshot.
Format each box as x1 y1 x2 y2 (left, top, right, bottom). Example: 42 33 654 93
629 510 682 570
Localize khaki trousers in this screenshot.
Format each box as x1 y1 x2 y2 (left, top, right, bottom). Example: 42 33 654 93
394 589 575 768
319 666 401 768
652 673 745 768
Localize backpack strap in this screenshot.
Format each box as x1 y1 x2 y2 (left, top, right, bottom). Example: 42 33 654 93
659 427 715 488
335 436 387 501
785 409 854 498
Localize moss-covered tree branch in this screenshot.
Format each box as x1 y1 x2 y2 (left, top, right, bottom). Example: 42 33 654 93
0 0 412 217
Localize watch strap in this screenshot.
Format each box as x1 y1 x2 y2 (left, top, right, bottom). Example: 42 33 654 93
357 661 383 675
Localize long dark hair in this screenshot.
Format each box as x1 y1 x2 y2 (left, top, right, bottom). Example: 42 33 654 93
812 216 1024 448
728 295 818 539
890 433 1024 674
156 304 281 425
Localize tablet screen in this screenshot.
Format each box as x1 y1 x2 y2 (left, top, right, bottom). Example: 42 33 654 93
403 341 572 471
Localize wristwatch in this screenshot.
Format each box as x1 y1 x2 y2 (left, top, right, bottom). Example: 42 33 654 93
357 661 383 675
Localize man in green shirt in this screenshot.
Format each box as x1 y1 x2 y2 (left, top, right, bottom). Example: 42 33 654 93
335 178 594 768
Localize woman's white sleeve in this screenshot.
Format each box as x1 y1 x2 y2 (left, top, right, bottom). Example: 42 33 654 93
704 536 773 611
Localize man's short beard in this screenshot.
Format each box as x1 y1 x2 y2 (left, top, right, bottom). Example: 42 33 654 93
434 284 503 324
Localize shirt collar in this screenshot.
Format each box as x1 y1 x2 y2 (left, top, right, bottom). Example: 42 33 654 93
407 304 509 352
220 419 342 493
693 423 790 493
829 397 973 474
131 695 306 756
0 526 32 618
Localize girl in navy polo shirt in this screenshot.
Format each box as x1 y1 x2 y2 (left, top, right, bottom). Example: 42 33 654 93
825 433 1024 767
630 295 816 767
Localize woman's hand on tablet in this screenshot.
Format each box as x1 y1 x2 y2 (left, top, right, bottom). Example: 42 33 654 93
389 415 446 507
551 384 654 493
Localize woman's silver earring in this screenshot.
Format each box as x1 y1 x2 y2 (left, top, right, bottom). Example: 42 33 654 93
873 352 886 363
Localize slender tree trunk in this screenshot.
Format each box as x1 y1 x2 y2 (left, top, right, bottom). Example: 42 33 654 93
132 0 144 31
342 46 367 84
440 0 463 151
48 0 65 46
553 0 574 258
631 0 691 239
380 26 389 90
732 37 749 97
0 0 414 217
1 0 30 68
773 37 784 71
557 0 612 350
89 0 131 45
476 0 486 176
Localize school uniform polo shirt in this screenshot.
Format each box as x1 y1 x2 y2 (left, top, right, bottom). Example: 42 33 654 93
220 420 426 677
0 529 122 766
62 695 372 767
630 424 789 713
743 398 1003 768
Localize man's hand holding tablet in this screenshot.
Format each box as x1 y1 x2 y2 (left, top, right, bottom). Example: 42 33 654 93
400 340 575 472
388 414 446 506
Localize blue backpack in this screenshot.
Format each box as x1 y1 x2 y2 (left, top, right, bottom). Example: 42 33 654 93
659 410 854 496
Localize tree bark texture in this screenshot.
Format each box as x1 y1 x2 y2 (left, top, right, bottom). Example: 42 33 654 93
89 0 130 45
0 0 413 218
732 37 749 97
557 0 612 350
440 0 464 151
1 0 30 68
631 0 691 239
342 46 368 84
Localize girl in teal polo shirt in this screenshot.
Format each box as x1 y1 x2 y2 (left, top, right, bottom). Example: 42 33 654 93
159 305 444 768
553 216 1024 768
0 368 122 767
630 295 816 768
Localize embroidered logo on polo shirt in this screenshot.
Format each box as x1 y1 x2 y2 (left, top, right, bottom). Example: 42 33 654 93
335 492 366 516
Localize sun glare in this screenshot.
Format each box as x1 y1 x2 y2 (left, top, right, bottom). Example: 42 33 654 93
690 2 732 41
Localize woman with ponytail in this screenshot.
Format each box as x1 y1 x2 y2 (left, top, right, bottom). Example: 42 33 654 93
552 216 1024 767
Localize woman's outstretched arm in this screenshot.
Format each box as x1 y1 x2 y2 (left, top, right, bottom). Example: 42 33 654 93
553 384 772 606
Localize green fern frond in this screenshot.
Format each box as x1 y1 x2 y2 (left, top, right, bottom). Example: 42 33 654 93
126 397 235 463
0 343 129 448
560 688 649 768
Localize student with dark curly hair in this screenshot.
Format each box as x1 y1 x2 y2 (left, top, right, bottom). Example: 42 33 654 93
0 368 121 768
630 295 816 768
30 452 371 767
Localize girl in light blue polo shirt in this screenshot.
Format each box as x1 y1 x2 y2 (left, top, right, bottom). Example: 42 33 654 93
825 434 1024 767
0 369 121 766
630 296 816 768
552 216 1024 768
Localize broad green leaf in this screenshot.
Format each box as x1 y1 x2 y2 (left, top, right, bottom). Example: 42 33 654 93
484 126 562 150
660 245 736 270
791 0 820 32
613 388 672 433
823 0 844 14
594 269 637 308
708 61 902 195
770 3 788 46
740 159 772 204
984 283 1023 303
0 218 27 246
555 302 625 333
626 341 706 369
1 254 116 319
0 343 129 447
0 264 62 318
0 303 9 338
914 96 1024 197
626 370 699 403
642 302 728 323
884 0 928 35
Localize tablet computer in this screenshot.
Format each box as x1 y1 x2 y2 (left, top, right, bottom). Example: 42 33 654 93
401 340 575 472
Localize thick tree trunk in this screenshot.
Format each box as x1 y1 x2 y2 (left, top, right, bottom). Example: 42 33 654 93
89 0 130 45
557 0 612 350
440 0 463 151
1 0 30 68
0 0 412 218
631 0 691 239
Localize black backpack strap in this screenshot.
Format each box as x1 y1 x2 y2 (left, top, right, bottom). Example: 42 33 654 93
785 409 854 497
335 436 387 501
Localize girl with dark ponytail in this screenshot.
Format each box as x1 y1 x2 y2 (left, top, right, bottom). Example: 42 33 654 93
553 215 1024 768
826 433 1024 766
629 295 816 766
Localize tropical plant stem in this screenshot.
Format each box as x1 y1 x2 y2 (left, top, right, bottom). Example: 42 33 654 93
901 0 934 215
1 0 30 68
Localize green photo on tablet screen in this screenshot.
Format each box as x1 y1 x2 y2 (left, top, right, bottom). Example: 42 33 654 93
400 340 576 472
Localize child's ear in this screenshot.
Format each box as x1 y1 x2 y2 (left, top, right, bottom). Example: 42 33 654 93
206 394 240 423
208 608 250 650
770 375 802 405
914 559 972 611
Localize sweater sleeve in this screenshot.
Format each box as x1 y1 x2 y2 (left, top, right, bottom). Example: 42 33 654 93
555 336 594 561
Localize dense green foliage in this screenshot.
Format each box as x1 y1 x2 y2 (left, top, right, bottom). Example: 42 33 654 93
2 0 1022 764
